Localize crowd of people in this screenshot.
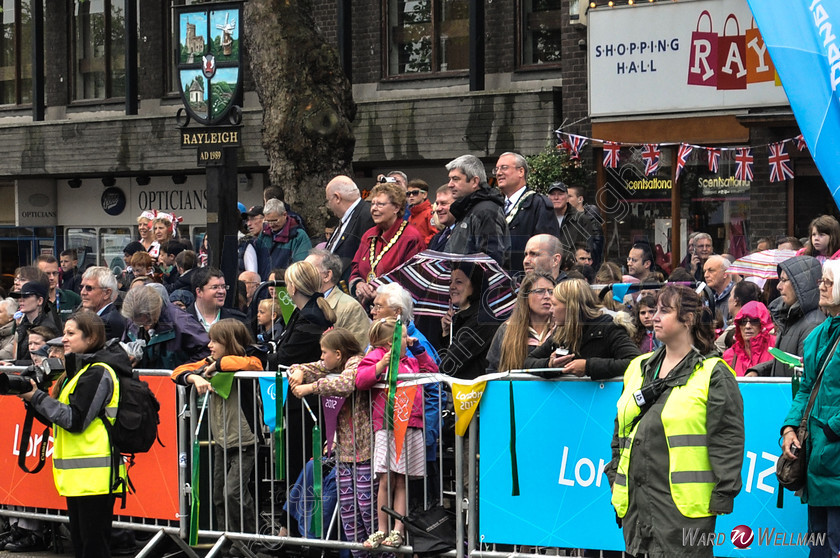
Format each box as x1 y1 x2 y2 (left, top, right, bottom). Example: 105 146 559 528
1 151 840 557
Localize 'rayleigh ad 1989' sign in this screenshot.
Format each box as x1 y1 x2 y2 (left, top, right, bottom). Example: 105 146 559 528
588 0 789 117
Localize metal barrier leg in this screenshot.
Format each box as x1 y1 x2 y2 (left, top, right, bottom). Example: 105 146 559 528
134 528 202 558
468 417 478 556
455 430 465 558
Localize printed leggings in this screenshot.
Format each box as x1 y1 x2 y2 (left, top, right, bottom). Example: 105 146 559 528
337 460 377 558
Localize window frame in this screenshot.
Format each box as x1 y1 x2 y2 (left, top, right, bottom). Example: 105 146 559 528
70 0 126 102
382 0 471 80
515 0 563 70
0 0 33 107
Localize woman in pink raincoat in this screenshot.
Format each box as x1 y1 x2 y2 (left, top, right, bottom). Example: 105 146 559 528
723 300 776 376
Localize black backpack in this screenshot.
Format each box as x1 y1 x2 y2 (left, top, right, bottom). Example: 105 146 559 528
110 372 162 454
100 360 163 507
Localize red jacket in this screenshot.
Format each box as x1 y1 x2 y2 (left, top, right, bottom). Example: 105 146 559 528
723 301 776 376
349 218 424 286
408 199 436 247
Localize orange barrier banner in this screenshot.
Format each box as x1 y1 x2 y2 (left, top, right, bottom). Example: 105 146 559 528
0 375 179 520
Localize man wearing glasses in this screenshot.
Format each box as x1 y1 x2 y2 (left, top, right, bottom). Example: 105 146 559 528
188 267 247 331
494 151 560 276
255 198 312 280
80 266 127 341
405 179 437 246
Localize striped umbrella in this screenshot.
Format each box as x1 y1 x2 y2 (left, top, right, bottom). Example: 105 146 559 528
372 250 517 319
728 249 798 279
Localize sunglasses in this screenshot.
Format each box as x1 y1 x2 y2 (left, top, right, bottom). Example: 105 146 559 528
735 318 762 327
406 189 423 196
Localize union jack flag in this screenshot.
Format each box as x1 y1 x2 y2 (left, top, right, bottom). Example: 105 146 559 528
603 141 621 168
735 148 754 182
794 133 808 152
768 142 794 182
642 144 660 176
676 143 694 181
707 148 721 173
563 134 587 160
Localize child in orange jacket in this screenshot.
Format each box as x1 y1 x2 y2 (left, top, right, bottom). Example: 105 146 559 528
171 318 263 532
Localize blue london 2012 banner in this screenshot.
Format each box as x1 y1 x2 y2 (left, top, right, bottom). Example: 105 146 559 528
479 380 809 556
748 0 840 211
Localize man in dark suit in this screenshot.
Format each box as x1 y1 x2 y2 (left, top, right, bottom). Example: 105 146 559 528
494 152 561 277
80 266 128 341
188 267 247 331
324 175 374 288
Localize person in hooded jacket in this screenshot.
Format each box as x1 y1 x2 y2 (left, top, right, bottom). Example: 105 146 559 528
723 301 775 376
20 312 129 558
444 154 510 267
121 285 210 369
781 260 840 558
749 255 825 377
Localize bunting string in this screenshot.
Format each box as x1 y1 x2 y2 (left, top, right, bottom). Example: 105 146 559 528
555 128 808 183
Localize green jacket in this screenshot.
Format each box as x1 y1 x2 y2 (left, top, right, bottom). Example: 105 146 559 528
782 314 840 506
52 288 82 325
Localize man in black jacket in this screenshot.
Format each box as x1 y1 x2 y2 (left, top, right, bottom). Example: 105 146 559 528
494 152 560 277
444 154 510 267
325 175 375 287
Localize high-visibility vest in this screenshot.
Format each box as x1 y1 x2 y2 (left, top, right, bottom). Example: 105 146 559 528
53 362 122 497
611 353 733 519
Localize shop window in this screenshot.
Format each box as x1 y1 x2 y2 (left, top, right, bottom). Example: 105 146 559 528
518 0 562 68
0 0 33 105
73 0 125 100
65 227 97 267
100 227 132 270
386 0 469 76
600 145 753 274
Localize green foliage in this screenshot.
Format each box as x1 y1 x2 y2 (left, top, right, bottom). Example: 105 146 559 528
526 139 594 194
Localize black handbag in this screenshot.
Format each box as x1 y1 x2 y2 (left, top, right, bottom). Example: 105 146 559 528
776 336 840 493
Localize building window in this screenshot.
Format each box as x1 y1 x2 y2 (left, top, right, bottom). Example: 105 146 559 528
387 0 469 76
0 0 32 105
73 0 125 100
519 0 562 67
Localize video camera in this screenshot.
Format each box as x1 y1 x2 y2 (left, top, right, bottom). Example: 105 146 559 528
0 358 65 395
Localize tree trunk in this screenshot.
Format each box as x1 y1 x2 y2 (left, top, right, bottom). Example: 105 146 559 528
243 0 356 234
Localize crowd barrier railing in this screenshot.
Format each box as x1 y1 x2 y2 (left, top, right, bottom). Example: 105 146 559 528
0 365 811 558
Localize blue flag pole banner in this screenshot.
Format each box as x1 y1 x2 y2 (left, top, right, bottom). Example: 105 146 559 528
259 376 289 430
479 380 809 556
748 0 840 209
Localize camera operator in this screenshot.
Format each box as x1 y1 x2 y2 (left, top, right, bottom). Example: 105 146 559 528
18 312 131 558
605 285 745 558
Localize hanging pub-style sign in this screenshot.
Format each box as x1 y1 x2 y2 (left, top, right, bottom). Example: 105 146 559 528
175 2 242 125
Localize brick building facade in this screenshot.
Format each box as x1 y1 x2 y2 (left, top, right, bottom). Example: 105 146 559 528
0 0 826 275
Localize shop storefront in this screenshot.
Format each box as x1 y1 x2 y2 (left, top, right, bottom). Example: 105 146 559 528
586 0 797 270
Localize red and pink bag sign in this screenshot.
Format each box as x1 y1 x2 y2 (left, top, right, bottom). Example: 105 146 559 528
687 11 776 90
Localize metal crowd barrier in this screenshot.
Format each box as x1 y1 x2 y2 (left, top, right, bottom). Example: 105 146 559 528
0 365 796 558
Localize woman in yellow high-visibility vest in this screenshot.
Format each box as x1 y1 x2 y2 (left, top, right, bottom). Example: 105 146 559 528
606 284 745 557
20 312 131 558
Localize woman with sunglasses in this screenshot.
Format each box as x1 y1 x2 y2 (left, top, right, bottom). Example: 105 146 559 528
722 301 775 376
487 272 555 372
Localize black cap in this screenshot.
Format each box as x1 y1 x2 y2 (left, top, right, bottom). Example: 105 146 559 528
548 181 568 193
12 282 48 300
243 205 264 218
